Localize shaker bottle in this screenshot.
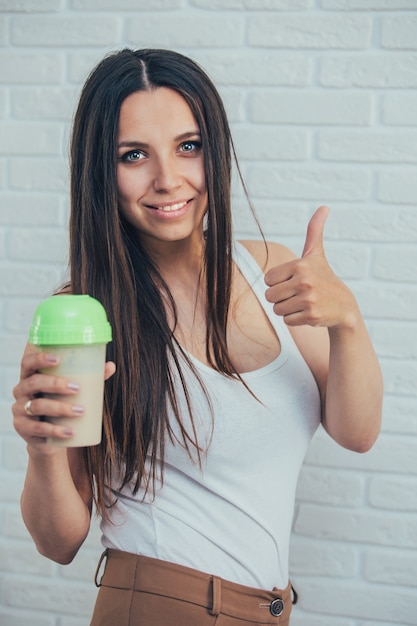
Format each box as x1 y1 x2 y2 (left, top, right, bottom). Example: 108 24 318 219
29 294 112 447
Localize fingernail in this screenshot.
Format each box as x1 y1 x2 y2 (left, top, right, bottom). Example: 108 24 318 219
71 405 84 414
67 382 80 391
46 354 59 364
64 428 74 436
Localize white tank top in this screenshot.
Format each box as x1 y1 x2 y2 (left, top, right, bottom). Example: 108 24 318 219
101 242 321 589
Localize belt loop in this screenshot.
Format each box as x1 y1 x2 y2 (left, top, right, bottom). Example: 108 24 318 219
209 576 221 616
291 583 298 605
94 548 109 588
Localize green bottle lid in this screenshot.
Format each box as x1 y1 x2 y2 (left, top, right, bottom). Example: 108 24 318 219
29 295 112 346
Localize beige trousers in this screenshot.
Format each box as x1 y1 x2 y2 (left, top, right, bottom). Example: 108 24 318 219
90 549 295 626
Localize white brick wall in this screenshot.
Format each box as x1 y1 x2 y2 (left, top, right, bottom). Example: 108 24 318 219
0 2 416 625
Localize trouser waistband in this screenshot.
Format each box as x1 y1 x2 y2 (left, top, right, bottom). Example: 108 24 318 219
95 549 296 623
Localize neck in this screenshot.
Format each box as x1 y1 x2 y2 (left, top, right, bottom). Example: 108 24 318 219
143 234 206 286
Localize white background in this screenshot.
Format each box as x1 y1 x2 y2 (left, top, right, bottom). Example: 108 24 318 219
0 1 416 625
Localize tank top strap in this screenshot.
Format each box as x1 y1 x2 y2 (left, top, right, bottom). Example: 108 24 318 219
233 240 278 316
232 241 268 298
232 240 294 345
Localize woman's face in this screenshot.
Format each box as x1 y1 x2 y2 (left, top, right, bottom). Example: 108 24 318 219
116 87 208 251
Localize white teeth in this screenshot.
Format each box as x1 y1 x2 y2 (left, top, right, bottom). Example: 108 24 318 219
154 201 187 212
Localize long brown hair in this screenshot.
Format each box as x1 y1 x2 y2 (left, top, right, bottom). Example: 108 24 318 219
69 48 249 518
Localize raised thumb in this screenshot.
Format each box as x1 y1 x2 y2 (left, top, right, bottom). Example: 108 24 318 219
302 205 330 257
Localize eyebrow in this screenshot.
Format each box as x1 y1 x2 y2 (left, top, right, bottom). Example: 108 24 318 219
117 130 201 150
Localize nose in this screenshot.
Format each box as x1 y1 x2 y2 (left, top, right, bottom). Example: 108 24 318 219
153 154 181 192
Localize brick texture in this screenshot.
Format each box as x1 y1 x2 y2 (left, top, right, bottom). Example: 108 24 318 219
0 3 416 626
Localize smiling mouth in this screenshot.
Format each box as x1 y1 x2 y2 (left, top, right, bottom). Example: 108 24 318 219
148 200 189 212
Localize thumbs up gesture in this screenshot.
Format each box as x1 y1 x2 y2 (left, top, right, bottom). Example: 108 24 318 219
265 206 358 329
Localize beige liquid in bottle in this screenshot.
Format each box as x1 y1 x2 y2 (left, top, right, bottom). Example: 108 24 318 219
40 344 106 447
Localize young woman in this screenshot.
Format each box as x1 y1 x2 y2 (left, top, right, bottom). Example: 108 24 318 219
12 49 383 625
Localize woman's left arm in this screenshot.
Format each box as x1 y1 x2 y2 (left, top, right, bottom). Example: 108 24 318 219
265 206 383 452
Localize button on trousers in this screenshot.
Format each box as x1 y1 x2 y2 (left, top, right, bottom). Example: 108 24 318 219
90 549 295 625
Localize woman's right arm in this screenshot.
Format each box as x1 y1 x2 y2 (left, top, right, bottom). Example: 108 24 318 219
12 344 93 564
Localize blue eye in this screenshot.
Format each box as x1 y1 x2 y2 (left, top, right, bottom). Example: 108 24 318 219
120 150 145 162
179 141 202 153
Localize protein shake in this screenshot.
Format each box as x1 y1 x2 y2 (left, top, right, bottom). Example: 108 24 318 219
29 295 112 447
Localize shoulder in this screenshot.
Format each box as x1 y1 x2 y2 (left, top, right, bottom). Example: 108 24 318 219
237 239 298 272
238 239 329 403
